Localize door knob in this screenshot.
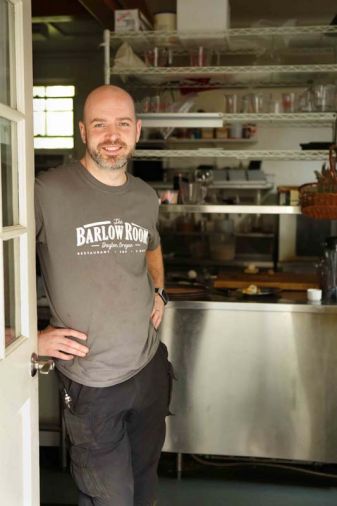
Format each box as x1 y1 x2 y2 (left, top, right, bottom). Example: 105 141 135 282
31 352 55 377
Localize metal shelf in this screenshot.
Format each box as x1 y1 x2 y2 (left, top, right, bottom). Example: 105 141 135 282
210 182 273 190
159 205 301 214
105 27 334 222
138 112 337 128
124 79 335 90
222 113 337 124
112 64 337 76
138 138 258 145
110 65 337 88
106 25 337 50
134 149 329 160
104 26 337 86
154 181 272 190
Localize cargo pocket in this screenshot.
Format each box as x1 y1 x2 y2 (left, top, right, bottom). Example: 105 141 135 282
61 384 108 499
63 407 93 446
70 446 106 498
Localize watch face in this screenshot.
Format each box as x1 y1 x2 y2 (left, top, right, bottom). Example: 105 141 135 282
161 289 169 304
156 288 169 304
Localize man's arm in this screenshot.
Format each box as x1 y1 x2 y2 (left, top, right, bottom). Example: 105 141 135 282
146 244 165 329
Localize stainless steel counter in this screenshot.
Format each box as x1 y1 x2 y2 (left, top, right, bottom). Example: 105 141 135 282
160 299 337 462
166 298 337 313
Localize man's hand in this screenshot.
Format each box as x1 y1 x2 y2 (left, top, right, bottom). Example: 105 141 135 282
151 294 165 330
38 325 89 360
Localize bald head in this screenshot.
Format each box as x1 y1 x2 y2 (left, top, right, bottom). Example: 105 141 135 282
82 85 136 123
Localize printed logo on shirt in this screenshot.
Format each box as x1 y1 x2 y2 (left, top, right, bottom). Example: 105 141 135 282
75 218 149 256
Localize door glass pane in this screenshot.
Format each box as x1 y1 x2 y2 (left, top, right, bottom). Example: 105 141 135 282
1 117 19 227
0 0 15 107
4 239 21 348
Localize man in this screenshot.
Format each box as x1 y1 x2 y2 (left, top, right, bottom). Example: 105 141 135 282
36 85 172 506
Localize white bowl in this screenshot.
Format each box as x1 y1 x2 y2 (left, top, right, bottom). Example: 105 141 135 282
307 288 322 302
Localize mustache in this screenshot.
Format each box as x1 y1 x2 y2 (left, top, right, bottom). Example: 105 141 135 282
98 142 127 149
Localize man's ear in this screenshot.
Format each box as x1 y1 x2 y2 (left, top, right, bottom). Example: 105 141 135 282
79 121 86 144
136 119 142 143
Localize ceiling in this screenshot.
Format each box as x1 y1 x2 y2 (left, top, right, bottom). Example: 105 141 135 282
32 0 337 52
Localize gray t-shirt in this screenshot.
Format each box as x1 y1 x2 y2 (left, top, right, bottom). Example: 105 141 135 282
35 162 161 387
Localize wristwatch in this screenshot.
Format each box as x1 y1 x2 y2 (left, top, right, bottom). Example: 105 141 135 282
155 287 169 305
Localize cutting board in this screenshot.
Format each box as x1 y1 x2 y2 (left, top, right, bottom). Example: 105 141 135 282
214 272 319 291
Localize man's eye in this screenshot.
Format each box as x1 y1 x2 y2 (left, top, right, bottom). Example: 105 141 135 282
120 122 131 127
94 123 104 128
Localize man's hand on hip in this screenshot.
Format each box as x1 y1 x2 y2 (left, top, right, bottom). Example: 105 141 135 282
151 294 165 330
38 325 89 360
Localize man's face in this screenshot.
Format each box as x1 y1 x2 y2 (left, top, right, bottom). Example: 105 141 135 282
79 91 141 172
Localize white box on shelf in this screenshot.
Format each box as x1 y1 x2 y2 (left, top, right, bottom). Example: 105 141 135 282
114 9 152 32
177 0 230 34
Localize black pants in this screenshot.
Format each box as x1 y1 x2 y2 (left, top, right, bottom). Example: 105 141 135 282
57 342 173 506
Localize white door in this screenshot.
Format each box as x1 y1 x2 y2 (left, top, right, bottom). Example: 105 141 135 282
0 0 40 504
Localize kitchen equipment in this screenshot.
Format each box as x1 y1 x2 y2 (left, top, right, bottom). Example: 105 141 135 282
307 288 322 302
224 94 238 113
179 181 207 204
300 142 332 150
250 93 264 113
209 218 235 261
189 47 212 66
318 236 337 300
282 92 296 113
157 190 178 204
154 12 176 31
300 145 337 219
298 88 314 112
313 84 336 112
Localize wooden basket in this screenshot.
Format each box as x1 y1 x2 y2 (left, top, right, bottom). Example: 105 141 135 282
299 145 337 219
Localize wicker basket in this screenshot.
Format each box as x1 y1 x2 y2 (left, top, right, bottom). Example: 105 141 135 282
299 145 337 219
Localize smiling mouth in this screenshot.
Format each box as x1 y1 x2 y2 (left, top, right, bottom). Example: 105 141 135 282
101 144 125 155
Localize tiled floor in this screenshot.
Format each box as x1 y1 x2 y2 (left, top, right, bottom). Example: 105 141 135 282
40 449 337 506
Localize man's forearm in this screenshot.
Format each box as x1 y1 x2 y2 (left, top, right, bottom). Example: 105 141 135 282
146 244 165 287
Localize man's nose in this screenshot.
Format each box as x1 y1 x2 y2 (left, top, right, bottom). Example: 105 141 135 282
104 126 120 141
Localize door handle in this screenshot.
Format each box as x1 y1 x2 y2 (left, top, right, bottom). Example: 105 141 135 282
31 352 55 377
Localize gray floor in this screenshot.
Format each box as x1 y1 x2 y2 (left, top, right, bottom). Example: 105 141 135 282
40 451 337 506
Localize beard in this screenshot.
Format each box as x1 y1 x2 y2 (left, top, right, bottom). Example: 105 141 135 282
87 142 135 171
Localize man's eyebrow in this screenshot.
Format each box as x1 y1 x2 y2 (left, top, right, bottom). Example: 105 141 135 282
89 116 134 124
90 117 107 124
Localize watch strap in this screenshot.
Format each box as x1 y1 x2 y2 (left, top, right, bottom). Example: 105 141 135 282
155 287 169 305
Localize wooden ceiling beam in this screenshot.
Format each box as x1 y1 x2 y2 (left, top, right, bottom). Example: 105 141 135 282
32 0 90 18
